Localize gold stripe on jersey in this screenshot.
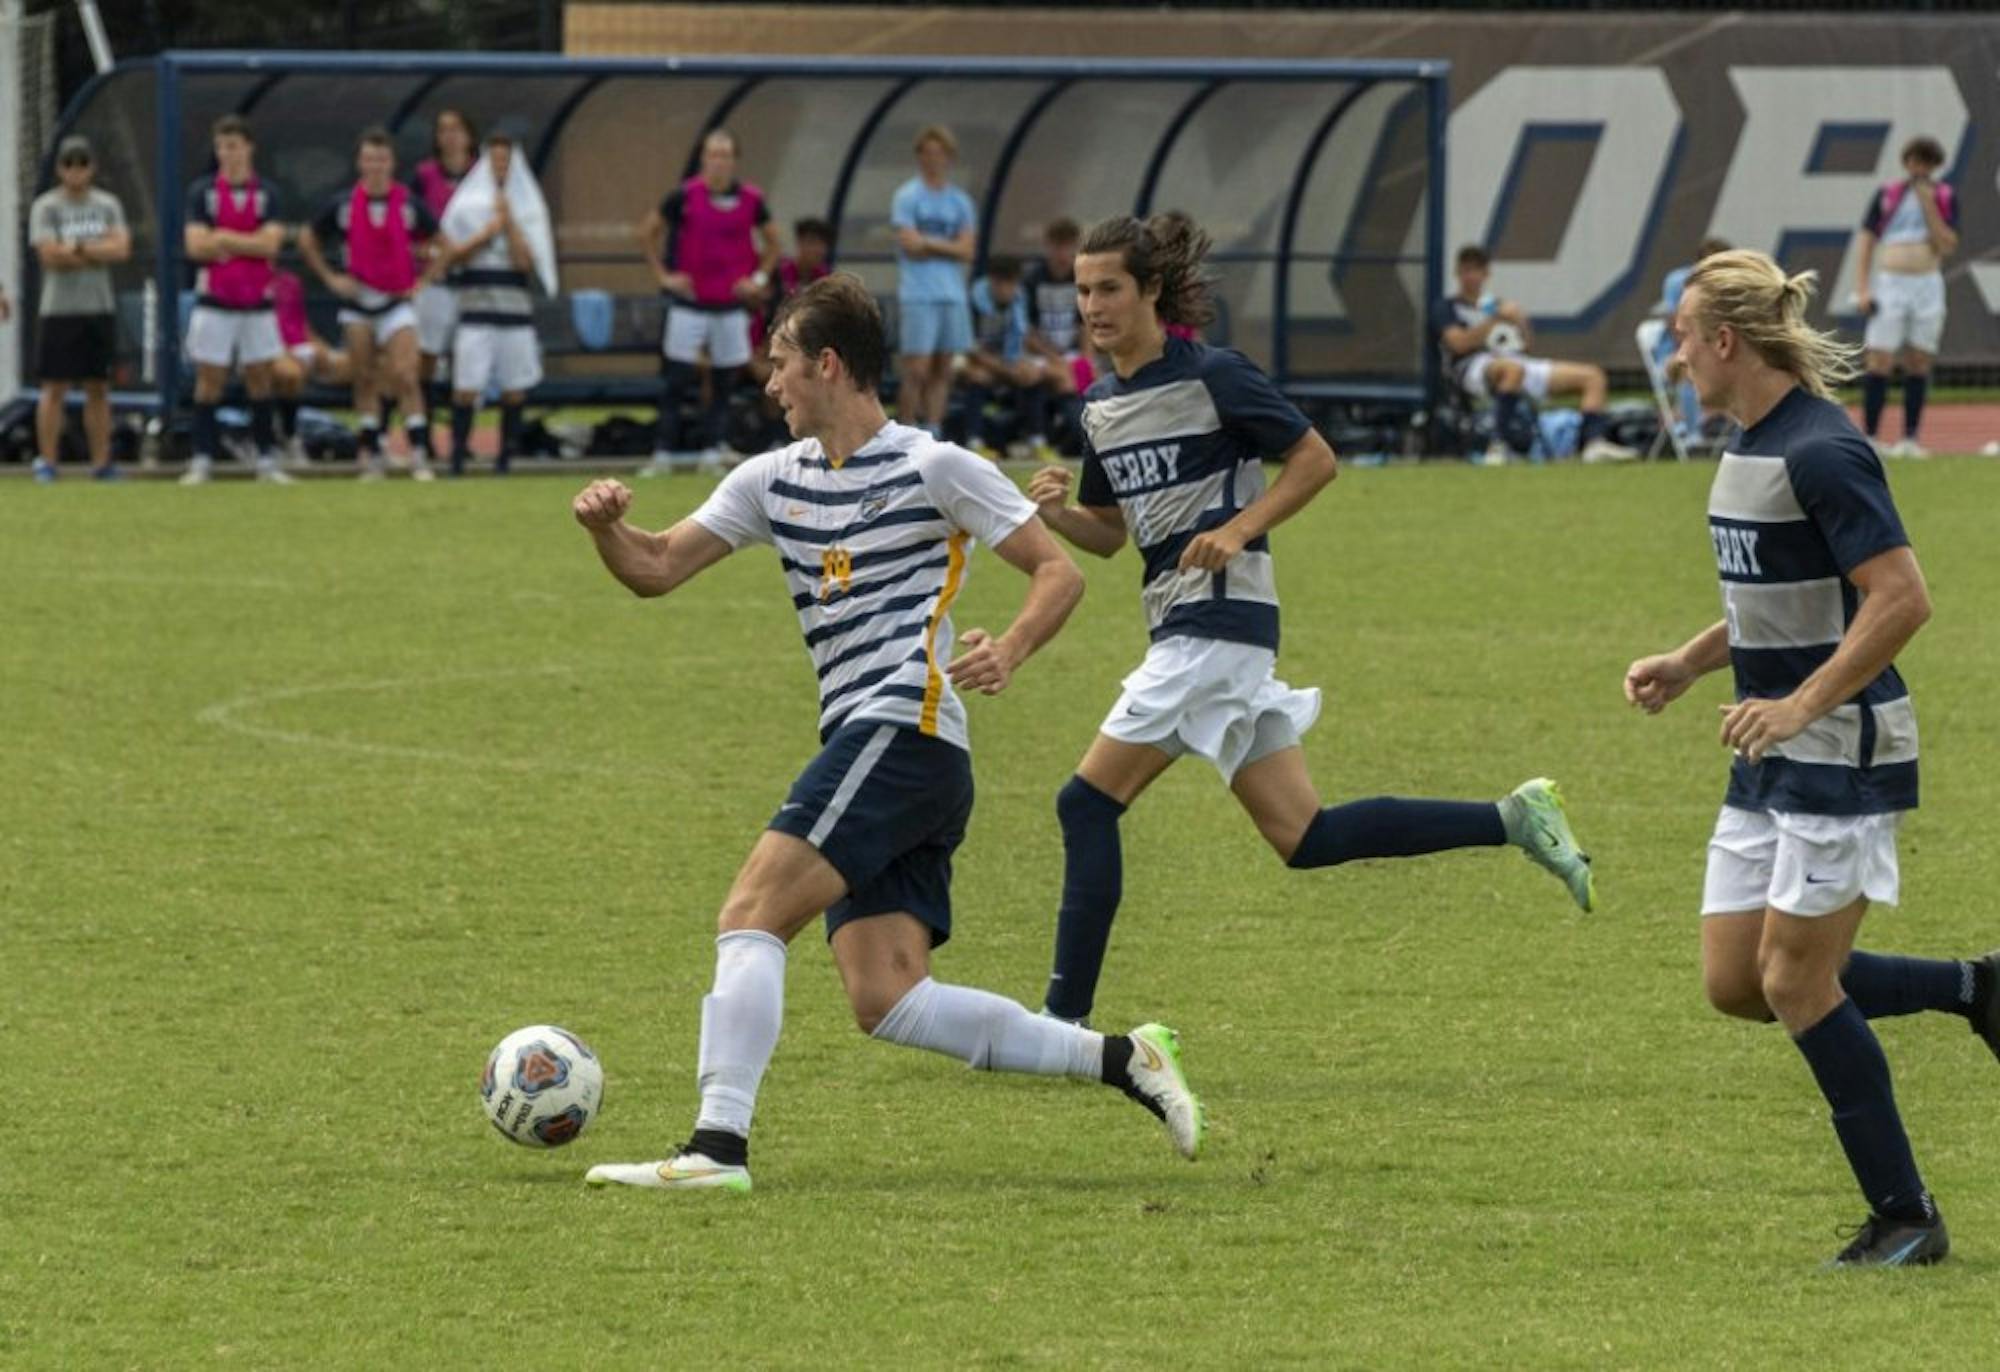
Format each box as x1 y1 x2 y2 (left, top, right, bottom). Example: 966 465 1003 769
919 532 970 736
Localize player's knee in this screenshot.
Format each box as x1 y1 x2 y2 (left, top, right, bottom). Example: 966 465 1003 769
1756 957 1827 1021
1703 969 1772 1021
1056 774 1122 834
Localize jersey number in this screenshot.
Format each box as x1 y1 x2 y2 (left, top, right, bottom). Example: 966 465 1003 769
819 546 853 601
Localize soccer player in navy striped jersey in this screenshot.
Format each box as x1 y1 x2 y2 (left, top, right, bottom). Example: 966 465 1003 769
1626 248 2000 1266
1028 214 1596 1029
572 274 1204 1193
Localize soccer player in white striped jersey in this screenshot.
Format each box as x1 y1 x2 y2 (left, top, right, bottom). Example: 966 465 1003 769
1028 214 1596 1028
571 275 1203 1193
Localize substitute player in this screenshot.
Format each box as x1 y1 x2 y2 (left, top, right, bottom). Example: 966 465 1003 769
298 127 440 479
572 274 1202 1193
1853 136 1957 457
439 131 544 476
640 127 780 474
1625 248 2000 1267
1028 214 1595 1028
412 108 477 409
181 114 292 485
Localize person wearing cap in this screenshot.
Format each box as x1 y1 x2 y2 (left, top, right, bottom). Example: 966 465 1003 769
27 134 131 482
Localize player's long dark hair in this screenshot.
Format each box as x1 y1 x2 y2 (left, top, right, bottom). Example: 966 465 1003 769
432 108 477 167
1080 211 1216 328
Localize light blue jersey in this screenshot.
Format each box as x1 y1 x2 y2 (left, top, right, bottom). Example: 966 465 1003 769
891 177 977 303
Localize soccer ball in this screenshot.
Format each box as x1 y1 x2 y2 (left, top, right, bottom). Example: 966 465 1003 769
480 1024 604 1148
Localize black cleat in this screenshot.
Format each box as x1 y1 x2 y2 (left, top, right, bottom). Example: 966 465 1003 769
1967 951 2000 1063
1829 1213 1950 1268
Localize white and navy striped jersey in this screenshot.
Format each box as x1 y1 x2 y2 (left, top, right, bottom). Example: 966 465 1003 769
691 422 1036 751
1077 337 1312 651
1709 387 1916 815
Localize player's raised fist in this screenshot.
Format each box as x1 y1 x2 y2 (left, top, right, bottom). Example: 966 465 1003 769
573 479 633 530
1028 463 1072 514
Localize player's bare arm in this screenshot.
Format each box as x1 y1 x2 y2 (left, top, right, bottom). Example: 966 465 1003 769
78 224 131 264
638 208 693 295
1028 463 1127 558
572 479 734 598
945 518 1085 696
1719 545 1931 761
296 225 358 300
1179 429 1336 572
1853 229 1876 315
1912 179 1959 257
1624 619 1728 714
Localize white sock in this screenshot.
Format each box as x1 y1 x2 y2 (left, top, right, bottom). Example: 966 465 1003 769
871 977 1103 1079
694 929 787 1137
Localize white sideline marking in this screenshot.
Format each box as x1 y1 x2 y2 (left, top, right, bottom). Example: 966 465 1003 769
195 666 617 775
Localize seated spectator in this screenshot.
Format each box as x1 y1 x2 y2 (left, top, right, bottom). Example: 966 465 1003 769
1655 236 1730 443
960 254 1060 460
1020 216 1089 446
748 216 834 382
268 266 355 462
1433 244 1637 463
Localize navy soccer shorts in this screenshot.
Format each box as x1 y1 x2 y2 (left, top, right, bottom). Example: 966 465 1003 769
767 720 975 946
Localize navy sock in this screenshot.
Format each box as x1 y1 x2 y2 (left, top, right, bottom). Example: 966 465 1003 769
1021 383 1051 444
1492 392 1525 452
1903 375 1929 441
249 398 276 458
192 402 220 461
1044 776 1126 1022
277 398 300 441
449 404 475 476
1841 951 1973 1019
1287 797 1505 869
1792 998 1934 1223
498 403 521 474
657 361 698 452
358 418 381 457
406 416 433 459
1579 409 1607 446
1862 373 1888 436
962 385 992 445
379 395 396 431
705 366 739 450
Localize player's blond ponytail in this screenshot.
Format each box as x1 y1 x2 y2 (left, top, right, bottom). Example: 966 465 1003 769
1684 249 1859 399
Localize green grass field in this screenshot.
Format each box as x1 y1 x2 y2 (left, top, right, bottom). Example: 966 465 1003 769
7 460 2000 1369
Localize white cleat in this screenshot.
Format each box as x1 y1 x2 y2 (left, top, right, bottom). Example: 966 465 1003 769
1580 437 1639 464
179 456 214 486
254 458 296 485
1503 777 1596 912
585 1150 752 1194
1121 1023 1205 1161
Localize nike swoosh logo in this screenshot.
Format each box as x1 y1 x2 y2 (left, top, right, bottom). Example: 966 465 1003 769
787 505 807 515
1124 704 1145 716
659 1163 729 1182
1135 1039 1164 1074
1804 874 1835 885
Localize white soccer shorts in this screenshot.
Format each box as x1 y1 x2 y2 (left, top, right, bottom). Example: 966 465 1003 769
452 323 543 396
1462 351 1553 400
1701 805 1902 918
664 303 753 369
1099 636 1321 781
338 301 419 347
1863 271 1946 356
185 306 282 368
415 283 458 355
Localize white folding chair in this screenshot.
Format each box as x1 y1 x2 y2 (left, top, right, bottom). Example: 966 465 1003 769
1634 317 1689 462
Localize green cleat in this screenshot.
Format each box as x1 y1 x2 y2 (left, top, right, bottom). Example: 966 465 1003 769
1503 777 1595 912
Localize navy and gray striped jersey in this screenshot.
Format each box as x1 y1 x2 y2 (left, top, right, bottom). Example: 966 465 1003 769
1709 387 1916 815
1076 337 1312 651
691 422 1037 751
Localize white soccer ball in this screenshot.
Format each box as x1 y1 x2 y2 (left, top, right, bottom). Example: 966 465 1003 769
480 1024 604 1148
1486 321 1526 355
